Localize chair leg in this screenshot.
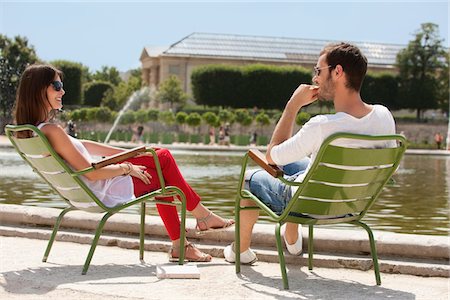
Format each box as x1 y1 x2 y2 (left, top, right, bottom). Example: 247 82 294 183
308 225 314 270
275 223 289 290
353 221 381 285
178 193 187 265
235 196 241 274
42 206 76 262
82 212 114 275
140 202 146 262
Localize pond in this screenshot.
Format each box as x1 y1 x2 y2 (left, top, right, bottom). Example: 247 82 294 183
0 148 448 236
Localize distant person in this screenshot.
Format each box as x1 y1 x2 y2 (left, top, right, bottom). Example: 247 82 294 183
209 127 215 145
13 64 234 262
224 123 231 146
67 119 77 138
249 131 258 146
218 126 225 145
434 132 443 149
131 125 144 144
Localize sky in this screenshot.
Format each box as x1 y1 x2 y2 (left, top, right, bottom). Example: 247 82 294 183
1 1 448 72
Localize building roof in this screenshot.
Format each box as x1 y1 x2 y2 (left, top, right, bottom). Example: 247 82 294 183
146 32 406 68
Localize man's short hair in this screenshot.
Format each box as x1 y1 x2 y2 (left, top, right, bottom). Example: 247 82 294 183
320 43 368 92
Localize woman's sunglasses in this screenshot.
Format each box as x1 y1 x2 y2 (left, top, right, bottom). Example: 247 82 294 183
51 81 64 91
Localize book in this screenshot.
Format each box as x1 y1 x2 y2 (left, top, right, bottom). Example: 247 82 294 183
156 263 200 279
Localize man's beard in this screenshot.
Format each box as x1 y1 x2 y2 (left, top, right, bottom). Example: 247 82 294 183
318 78 334 101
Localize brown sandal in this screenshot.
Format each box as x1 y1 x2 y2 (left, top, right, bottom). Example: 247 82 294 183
195 212 235 235
169 243 212 262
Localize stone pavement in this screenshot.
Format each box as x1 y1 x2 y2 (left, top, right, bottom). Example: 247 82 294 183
1 235 449 300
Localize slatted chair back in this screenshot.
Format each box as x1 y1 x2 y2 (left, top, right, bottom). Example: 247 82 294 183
283 133 406 224
6 124 106 212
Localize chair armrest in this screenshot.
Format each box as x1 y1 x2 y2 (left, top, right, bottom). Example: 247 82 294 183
91 146 146 169
248 149 284 178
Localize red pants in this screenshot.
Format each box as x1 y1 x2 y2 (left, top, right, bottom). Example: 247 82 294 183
124 148 200 240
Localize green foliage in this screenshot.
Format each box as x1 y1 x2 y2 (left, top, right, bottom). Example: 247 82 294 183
186 112 202 128
120 110 136 124
361 72 400 109
135 109 148 123
95 106 113 122
396 23 448 120
202 111 219 127
0 34 38 120
191 64 312 109
70 107 89 122
128 68 143 87
69 107 112 122
191 65 243 107
175 111 188 125
234 109 253 126
242 64 311 109
101 78 143 111
92 66 122 86
147 109 159 121
218 109 235 124
436 50 449 113
51 60 83 106
83 81 114 107
159 110 175 125
156 75 188 108
255 112 271 126
296 111 311 126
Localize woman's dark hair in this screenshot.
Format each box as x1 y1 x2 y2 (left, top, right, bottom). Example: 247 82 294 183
320 43 367 92
13 64 63 137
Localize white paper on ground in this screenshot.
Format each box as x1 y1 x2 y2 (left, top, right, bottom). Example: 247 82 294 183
156 263 200 279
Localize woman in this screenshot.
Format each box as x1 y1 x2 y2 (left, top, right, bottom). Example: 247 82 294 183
13 64 234 262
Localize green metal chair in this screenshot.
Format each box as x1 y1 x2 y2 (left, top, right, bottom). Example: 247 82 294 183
234 133 407 289
5 124 187 274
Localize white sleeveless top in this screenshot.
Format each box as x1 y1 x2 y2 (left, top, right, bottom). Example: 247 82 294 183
37 123 135 207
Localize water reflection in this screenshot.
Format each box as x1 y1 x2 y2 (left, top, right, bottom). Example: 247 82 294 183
0 148 448 236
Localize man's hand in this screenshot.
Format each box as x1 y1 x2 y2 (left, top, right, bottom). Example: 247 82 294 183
266 84 318 165
287 84 319 111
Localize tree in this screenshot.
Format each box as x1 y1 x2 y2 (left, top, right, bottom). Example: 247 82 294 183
396 23 447 120
83 81 114 107
186 112 202 133
92 66 123 86
156 75 187 108
175 111 188 132
202 111 219 128
255 112 270 135
51 60 84 106
218 109 235 125
101 77 143 111
0 35 38 129
436 49 449 114
234 108 253 134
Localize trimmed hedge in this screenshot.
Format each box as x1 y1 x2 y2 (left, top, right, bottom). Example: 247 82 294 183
191 64 311 109
83 81 114 107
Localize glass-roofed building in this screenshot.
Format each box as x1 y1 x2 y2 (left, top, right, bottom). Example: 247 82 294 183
140 32 405 95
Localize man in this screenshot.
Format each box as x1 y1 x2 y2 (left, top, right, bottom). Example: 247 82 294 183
224 42 396 264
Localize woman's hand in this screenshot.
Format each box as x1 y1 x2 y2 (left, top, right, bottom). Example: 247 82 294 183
122 163 152 184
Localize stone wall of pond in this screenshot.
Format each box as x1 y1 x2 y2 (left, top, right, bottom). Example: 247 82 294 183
67 119 448 148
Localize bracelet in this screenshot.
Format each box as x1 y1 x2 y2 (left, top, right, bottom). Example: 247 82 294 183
121 162 132 176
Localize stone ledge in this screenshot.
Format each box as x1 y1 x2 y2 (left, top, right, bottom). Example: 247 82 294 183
0 224 448 278
1 204 449 262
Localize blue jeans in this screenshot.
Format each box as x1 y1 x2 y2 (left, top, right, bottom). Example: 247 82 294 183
246 158 310 215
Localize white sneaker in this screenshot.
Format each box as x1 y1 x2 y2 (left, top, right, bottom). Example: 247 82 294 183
224 242 257 265
282 224 303 255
